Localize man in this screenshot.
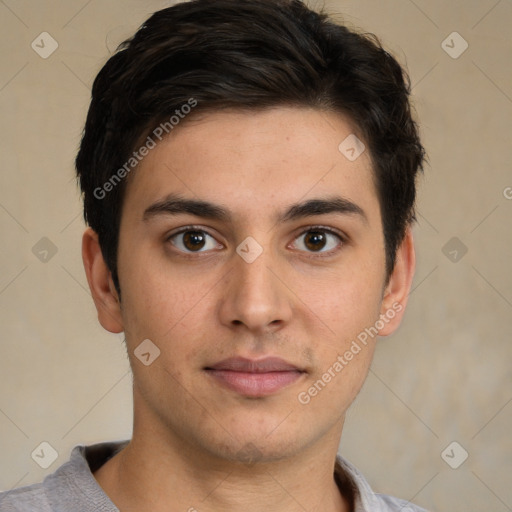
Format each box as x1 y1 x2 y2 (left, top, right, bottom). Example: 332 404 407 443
0 0 427 510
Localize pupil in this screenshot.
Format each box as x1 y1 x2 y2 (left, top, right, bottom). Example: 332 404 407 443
305 231 326 251
184 231 205 251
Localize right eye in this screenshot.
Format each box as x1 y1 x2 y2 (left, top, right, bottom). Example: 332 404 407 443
167 227 222 253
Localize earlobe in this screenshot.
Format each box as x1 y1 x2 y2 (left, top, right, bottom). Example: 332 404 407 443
82 227 124 333
378 227 416 337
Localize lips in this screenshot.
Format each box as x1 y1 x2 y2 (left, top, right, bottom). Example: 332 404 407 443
204 357 305 397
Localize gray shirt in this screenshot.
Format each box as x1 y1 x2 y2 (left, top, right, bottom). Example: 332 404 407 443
0 440 428 511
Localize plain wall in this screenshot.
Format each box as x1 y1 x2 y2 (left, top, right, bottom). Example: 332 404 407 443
0 1 511 510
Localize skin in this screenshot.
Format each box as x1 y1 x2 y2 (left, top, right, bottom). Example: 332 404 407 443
82 107 415 512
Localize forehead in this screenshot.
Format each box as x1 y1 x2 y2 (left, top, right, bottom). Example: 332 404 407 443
121 107 380 226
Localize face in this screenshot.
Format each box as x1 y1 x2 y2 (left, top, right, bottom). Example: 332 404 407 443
85 107 414 464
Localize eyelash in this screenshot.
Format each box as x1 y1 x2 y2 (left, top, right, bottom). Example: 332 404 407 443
166 225 346 259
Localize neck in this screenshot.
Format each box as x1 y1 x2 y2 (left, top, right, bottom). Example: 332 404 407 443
94 425 350 512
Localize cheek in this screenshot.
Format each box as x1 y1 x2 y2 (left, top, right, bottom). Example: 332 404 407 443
304 265 383 340
295 265 384 407
296 280 381 412
117 237 196 330
118 259 222 381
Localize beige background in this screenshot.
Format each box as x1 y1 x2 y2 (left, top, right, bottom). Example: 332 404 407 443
0 0 511 510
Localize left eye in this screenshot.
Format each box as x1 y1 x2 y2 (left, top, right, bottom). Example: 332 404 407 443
292 229 343 253
168 229 220 252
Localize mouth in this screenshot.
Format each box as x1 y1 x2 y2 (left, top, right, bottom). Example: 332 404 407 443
204 356 306 397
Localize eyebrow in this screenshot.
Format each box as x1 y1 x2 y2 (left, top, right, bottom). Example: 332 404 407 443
143 193 368 225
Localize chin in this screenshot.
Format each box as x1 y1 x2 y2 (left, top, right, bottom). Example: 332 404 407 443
219 437 301 465
209 421 309 464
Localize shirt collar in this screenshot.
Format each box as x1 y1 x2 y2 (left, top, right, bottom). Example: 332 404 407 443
61 441 382 512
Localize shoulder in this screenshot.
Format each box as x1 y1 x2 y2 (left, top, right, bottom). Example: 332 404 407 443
0 440 127 512
0 482 51 511
335 454 429 512
374 492 429 511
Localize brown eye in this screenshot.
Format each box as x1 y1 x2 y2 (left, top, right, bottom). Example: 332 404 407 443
168 229 220 253
293 228 343 254
183 231 206 251
303 231 327 251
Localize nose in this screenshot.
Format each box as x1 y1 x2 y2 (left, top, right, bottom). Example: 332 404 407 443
218 243 293 335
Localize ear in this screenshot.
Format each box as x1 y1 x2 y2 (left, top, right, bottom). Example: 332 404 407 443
377 226 416 337
82 227 124 333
